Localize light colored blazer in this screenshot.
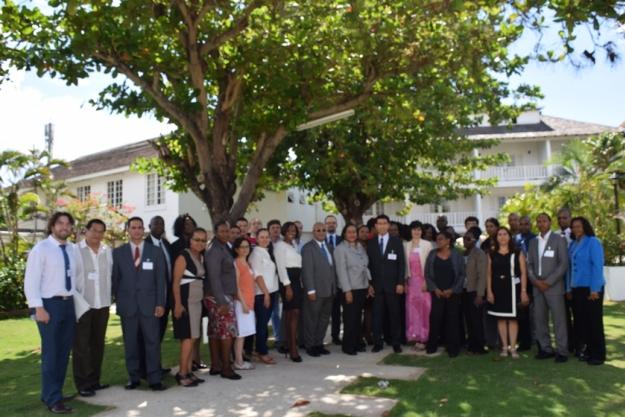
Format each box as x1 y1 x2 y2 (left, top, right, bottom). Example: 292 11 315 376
404 239 433 279
527 232 569 295
334 241 371 292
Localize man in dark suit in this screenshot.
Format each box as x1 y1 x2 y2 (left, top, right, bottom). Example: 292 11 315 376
113 216 167 390
325 215 343 345
302 222 337 356
141 215 173 375
527 213 569 363
367 214 406 353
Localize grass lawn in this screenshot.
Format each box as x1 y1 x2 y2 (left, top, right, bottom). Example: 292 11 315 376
339 302 625 417
0 315 181 417
1 303 624 417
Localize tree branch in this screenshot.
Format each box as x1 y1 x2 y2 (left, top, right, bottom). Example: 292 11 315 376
199 0 263 55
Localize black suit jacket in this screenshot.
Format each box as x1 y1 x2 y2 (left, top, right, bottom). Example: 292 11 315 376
144 235 173 277
367 235 406 293
326 234 342 250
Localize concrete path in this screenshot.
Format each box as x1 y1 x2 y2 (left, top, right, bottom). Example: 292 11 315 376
82 345 424 417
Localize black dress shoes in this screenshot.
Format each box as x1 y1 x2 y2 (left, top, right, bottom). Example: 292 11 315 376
78 389 95 397
342 349 357 356
371 344 383 353
149 382 168 391
535 350 555 360
393 345 403 354
587 358 604 366
124 381 140 390
220 371 242 380
306 348 321 357
554 354 568 363
48 402 72 414
317 346 331 355
91 383 110 391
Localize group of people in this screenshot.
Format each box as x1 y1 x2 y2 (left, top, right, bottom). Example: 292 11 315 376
23 208 607 414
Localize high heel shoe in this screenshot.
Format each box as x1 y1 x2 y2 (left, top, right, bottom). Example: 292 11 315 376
175 373 198 387
187 372 205 383
290 355 303 363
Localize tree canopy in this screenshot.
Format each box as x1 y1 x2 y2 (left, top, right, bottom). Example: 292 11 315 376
1 1 623 223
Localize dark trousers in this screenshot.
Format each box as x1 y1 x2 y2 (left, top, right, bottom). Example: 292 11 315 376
517 300 533 350
373 290 401 347
427 293 460 355
461 291 484 352
72 307 109 390
483 307 499 348
341 289 367 353
564 294 576 352
37 297 75 406
572 287 606 361
331 290 343 340
303 295 333 349
254 292 278 355
120 314 162 385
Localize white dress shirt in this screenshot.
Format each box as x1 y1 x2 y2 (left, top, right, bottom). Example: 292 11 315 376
24 235 79 308
273 240 302 286
537 231 551 277
76 240 113 308
249 246 279 295
378 233 389 254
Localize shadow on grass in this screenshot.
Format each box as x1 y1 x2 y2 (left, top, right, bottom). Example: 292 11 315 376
0 316 182 417
339 303 625 417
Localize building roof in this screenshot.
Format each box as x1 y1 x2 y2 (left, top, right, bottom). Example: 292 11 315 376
53 139 156 180
464 114 615 140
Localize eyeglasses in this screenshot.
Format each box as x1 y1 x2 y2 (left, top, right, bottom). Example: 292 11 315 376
315 229 327 232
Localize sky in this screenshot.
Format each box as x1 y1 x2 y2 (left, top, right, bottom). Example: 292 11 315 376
0 18 623 162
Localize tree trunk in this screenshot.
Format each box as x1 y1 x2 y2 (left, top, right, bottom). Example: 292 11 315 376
334 194 374 226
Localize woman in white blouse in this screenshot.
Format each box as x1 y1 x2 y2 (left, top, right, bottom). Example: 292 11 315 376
248 228 279 364
273 222 303 362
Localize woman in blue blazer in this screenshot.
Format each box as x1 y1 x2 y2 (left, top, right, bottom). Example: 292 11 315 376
567 216 606 365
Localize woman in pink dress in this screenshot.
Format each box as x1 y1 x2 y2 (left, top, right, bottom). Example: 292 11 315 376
404 221 433 349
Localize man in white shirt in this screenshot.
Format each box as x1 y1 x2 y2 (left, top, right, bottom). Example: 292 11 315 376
24 212 78 414
72 219 112 397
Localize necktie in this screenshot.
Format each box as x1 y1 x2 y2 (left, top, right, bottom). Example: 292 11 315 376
379 237 384 255
134 246 141 270
321 242 332 265
59 244 71 291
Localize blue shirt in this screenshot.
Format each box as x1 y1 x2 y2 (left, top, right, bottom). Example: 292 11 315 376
567 236 605 293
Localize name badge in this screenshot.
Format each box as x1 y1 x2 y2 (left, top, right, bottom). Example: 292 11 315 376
544 250 555 258
513 277 521 285
142 261 154 270
88 272 98 281
388 253 397 261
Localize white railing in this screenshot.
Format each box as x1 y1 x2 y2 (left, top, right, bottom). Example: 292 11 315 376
482 165 549 182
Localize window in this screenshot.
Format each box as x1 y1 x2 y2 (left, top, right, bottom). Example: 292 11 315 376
287 190 295 203
107 179 123 208
299 191 307 205
146 173 166 206
497 196 507 209
76 185 91 202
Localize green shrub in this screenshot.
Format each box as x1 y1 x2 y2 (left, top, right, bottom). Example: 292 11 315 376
0 254 27 312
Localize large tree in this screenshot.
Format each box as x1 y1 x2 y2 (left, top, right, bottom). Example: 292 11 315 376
1 1 622 222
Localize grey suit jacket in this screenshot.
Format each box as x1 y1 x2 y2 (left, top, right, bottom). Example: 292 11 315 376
112 242 167 317
527 232 569 295
301 240 337 298
465 247 487 295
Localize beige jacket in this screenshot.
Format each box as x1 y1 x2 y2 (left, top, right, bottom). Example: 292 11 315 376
403 239 433 280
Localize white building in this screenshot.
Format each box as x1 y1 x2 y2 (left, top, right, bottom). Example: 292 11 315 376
51 111 614 235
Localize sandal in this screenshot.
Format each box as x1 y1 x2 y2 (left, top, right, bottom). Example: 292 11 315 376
500 347 509 357
510 348 520 359
233 361 255 370
258 355 277 364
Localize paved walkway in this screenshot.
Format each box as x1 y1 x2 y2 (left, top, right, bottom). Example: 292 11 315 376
83 345 424 417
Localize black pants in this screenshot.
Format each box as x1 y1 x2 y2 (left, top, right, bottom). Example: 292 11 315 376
72 307 110 390
572 287 606 362
517 294 533 350
564 294 576 352
373 290 401 347
121 314 162 385
461 291 484 352
427 293 460 355
341 289 367 353
331 290 343 340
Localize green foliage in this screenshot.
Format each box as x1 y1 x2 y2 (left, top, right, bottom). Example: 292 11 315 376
0 253 26 311
0 149 69 311
501 132 625 265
